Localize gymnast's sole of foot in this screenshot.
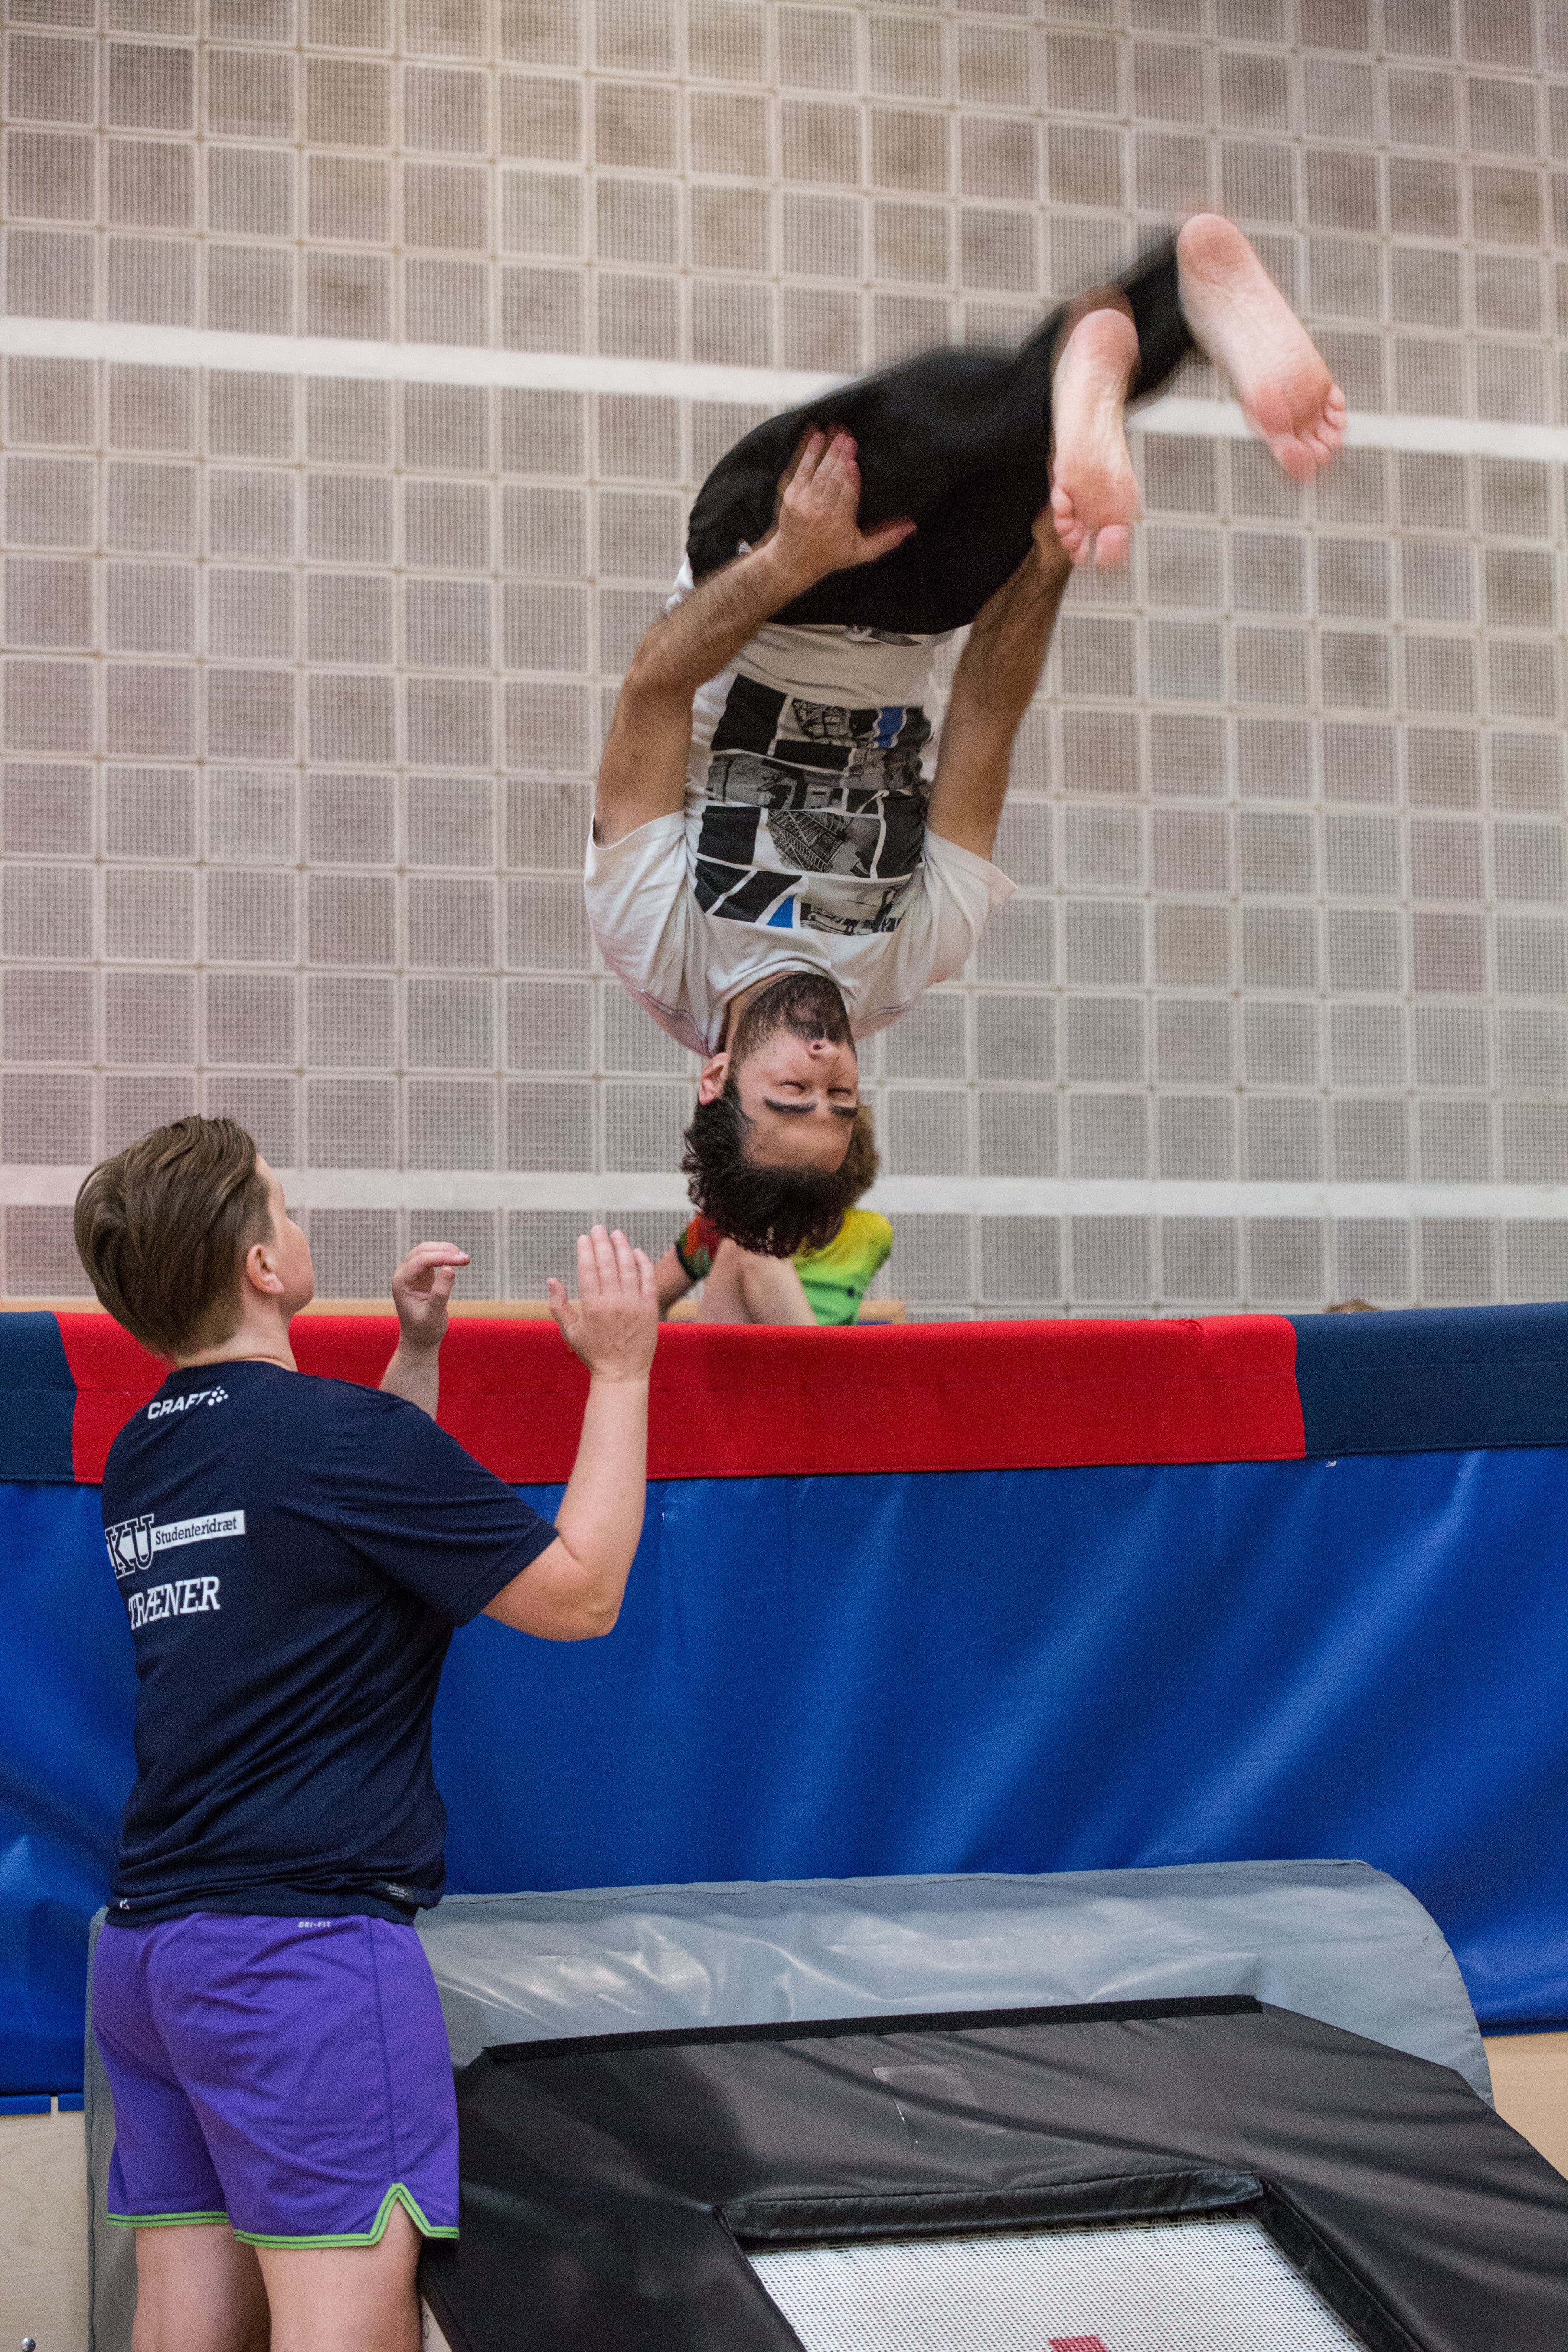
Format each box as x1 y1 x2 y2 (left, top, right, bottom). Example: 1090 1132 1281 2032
1047 306 1143 571
1175 212 1347 483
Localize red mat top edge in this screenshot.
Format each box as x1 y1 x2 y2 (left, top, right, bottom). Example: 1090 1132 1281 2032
53 1313 1304 1486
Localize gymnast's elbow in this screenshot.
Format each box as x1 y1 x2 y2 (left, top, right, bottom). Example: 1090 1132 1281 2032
619 620 686 708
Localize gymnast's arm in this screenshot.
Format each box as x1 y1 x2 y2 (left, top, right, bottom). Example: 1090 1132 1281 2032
653 1244 694 1316
925 515 1073 863
483 1226 658 1642
593 430 916 848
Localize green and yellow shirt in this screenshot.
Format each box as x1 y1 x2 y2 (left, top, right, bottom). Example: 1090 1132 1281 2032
675 1208 893 1327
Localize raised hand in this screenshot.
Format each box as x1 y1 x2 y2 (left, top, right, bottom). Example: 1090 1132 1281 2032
770 430 916 592
547 1226 658 1384
390 1239 469 1354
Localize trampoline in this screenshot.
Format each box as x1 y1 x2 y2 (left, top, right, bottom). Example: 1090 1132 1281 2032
420 1995 1568 2352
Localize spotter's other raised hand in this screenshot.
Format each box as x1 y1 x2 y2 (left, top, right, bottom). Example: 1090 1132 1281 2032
390 1239 470 1354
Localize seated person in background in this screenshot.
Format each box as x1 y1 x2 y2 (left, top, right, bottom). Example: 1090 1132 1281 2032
588 216 1344 1261
657 1111 892 1327
73 1114 656 2352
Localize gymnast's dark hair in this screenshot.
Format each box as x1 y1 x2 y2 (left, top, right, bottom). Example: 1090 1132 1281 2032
681 1096 879 1259
74 1114 274 1361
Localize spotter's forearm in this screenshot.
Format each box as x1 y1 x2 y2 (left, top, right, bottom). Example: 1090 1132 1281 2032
379 1340 441 1420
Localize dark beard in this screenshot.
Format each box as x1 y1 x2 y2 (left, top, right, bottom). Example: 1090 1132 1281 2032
728 970 855 1066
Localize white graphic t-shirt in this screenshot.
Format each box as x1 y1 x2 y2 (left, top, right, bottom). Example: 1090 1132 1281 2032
584 568 1016 1057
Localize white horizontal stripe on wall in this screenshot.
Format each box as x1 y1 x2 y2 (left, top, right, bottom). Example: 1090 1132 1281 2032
1132 396 1568 465
11 1168 1568 1223
0 314 839 406
0 317 1564 466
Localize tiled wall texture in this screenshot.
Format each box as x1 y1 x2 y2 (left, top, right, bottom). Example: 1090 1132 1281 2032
3 0 1568 1314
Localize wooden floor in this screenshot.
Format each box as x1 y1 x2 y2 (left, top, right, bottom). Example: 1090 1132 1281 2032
1484 2030 1568 2177
4 2040 1565 2350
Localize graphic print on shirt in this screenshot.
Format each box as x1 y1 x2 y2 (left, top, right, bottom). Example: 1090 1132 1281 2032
126 1575 223 1630
695 673 932 937
147 1383 229 1420
105 1508 246 1579
106 1506 243 1633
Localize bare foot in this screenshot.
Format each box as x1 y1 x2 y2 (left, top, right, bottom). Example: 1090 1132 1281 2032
1175 213 1346 482
1048 306 1141 569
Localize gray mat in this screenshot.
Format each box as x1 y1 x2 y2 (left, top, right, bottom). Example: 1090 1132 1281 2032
86 1859 1489 2350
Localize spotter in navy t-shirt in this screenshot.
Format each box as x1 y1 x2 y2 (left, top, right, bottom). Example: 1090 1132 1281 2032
100 1359 557 1928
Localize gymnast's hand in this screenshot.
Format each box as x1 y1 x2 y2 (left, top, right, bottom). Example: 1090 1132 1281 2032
768 430 916 591
391 1239 470 1354
548 1226 658 1385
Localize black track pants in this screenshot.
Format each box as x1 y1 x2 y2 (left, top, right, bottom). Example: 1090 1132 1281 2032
686 239 1193 635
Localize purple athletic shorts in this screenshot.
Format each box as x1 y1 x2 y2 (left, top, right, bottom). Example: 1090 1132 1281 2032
91 1911 458 2247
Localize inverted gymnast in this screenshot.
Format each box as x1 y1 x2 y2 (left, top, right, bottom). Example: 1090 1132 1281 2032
74 1115 657 2352
588 216 1344 1257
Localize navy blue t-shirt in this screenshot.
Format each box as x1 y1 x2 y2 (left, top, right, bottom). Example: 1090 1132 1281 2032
100 1358 556 1927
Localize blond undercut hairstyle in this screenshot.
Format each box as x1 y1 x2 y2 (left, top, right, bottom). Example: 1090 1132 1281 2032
74 1116 274 1361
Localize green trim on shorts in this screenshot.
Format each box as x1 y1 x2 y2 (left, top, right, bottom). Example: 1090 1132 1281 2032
232 2181 458 2251
106 2208 229 2230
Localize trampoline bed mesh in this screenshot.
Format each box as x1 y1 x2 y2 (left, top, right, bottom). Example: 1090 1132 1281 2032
748 2215 1363 2352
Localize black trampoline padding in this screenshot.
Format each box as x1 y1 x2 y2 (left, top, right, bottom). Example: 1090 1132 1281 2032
421 1996 1568 2352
